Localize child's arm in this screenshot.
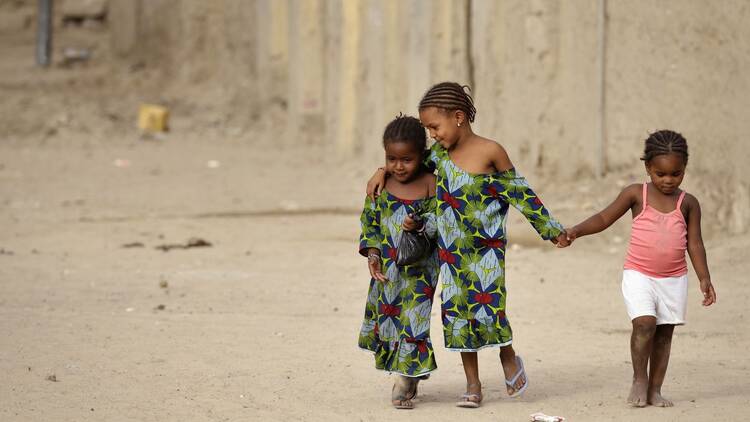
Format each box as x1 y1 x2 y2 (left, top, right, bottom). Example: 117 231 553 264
367 146 438 199
685 194 716 306
359 196 387 282
487 144 568 246
567 184 639 241
366 167 387 200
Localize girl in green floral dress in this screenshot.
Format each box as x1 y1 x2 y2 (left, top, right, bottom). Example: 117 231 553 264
369 82 570 408
358 114 440 409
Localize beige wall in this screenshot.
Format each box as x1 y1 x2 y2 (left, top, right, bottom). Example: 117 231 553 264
109 0 750 233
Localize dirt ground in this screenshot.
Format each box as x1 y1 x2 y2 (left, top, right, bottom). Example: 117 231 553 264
1 5 749 422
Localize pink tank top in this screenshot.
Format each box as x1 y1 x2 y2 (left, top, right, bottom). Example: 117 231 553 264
623 183 688 278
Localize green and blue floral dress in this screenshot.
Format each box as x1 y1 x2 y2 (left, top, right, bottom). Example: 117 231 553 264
358 191 439 377
427 143 564 351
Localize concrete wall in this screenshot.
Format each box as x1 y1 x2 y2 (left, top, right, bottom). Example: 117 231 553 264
108 0 750 233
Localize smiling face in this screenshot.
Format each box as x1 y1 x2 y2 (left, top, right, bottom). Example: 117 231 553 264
384 141 422 183
645 153 687 195
418 107 461 149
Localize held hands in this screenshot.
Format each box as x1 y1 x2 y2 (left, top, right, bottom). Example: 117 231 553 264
552 230 573 248
367 251 388 283
699 278 717 306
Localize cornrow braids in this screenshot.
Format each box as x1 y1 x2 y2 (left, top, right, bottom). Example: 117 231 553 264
382 113 427 152
641 130 689 164
418 82 477 123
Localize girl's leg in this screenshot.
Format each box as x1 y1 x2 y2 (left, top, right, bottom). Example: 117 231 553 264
391 376 417 409
499 345 525 394
458 352 482 405
629 315 656 407
648 324 675 407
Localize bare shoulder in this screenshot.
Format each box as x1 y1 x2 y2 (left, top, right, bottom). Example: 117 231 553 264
421 172 437 195
618 183 642 207
476 136 512 170
683 191 700 206
682 191 701 214
622 183 642 197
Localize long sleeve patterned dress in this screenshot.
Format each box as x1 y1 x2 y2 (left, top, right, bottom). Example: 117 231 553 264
427 143 564 351
357 191 439 377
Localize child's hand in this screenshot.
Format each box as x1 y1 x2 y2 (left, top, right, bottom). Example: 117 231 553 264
367 252 388 283
366 168 387 200
565 227 579 243
553 231 571 248
699 278 716 306
402 214 423 232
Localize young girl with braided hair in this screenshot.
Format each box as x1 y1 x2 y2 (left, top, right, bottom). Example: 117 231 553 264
367 82 569 408
566 130 717 407
358 114 439 409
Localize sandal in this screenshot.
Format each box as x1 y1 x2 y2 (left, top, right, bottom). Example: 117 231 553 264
391 377 418 409
503 355 528 398
455 383 482 408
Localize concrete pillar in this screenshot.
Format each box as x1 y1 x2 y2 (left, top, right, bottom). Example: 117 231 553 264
382 0 409 118
222 0 259 133
470 0 506 139
407 0 431 113
334 0 364 156
288 0 325 146
358 0 386 165
430 0 470 86
256 0 290 141
109 0 140 57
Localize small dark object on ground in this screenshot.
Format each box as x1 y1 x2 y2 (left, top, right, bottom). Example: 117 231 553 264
46 374 58 382
155 238 212 252
122 242 145 248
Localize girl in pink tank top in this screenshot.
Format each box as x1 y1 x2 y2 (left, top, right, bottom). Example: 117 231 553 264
623 182 688 277
564 130 716 408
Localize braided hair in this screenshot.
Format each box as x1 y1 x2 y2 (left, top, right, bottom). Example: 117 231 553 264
382 113 427 152
418 82 477 123
641 130 689 164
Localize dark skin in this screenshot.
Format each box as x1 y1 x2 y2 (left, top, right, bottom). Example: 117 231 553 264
365 140 436 283
566 153 716 407
364 140 435 408
368 107 569 405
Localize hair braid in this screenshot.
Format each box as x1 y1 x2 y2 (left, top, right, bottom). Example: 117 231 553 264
382 113 427 152
418 82 477 123
641 130 689 164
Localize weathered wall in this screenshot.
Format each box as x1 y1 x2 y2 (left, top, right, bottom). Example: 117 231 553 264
108 0 750 233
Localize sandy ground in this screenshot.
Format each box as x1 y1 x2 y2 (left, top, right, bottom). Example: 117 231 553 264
0 136 748 422
1 5 749 420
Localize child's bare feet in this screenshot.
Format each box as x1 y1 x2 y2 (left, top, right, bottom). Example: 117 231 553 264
391 377 417 409
648 389 673 407
627 378 649 407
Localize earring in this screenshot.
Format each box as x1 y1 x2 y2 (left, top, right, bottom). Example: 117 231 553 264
457 122 461 127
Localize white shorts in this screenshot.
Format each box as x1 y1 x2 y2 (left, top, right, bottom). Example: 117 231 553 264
621 269 688 325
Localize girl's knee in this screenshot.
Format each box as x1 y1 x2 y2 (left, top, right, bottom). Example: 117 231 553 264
632 316 656 336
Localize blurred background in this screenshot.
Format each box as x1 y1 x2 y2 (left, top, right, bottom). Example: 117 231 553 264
1 1 749 420
1 0 748 232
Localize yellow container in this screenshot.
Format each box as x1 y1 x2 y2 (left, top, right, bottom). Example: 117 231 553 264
138 104 169 132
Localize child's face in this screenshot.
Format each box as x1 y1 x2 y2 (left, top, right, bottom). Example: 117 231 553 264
384 141 422 183
645 153 686 195
419 107 460 149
